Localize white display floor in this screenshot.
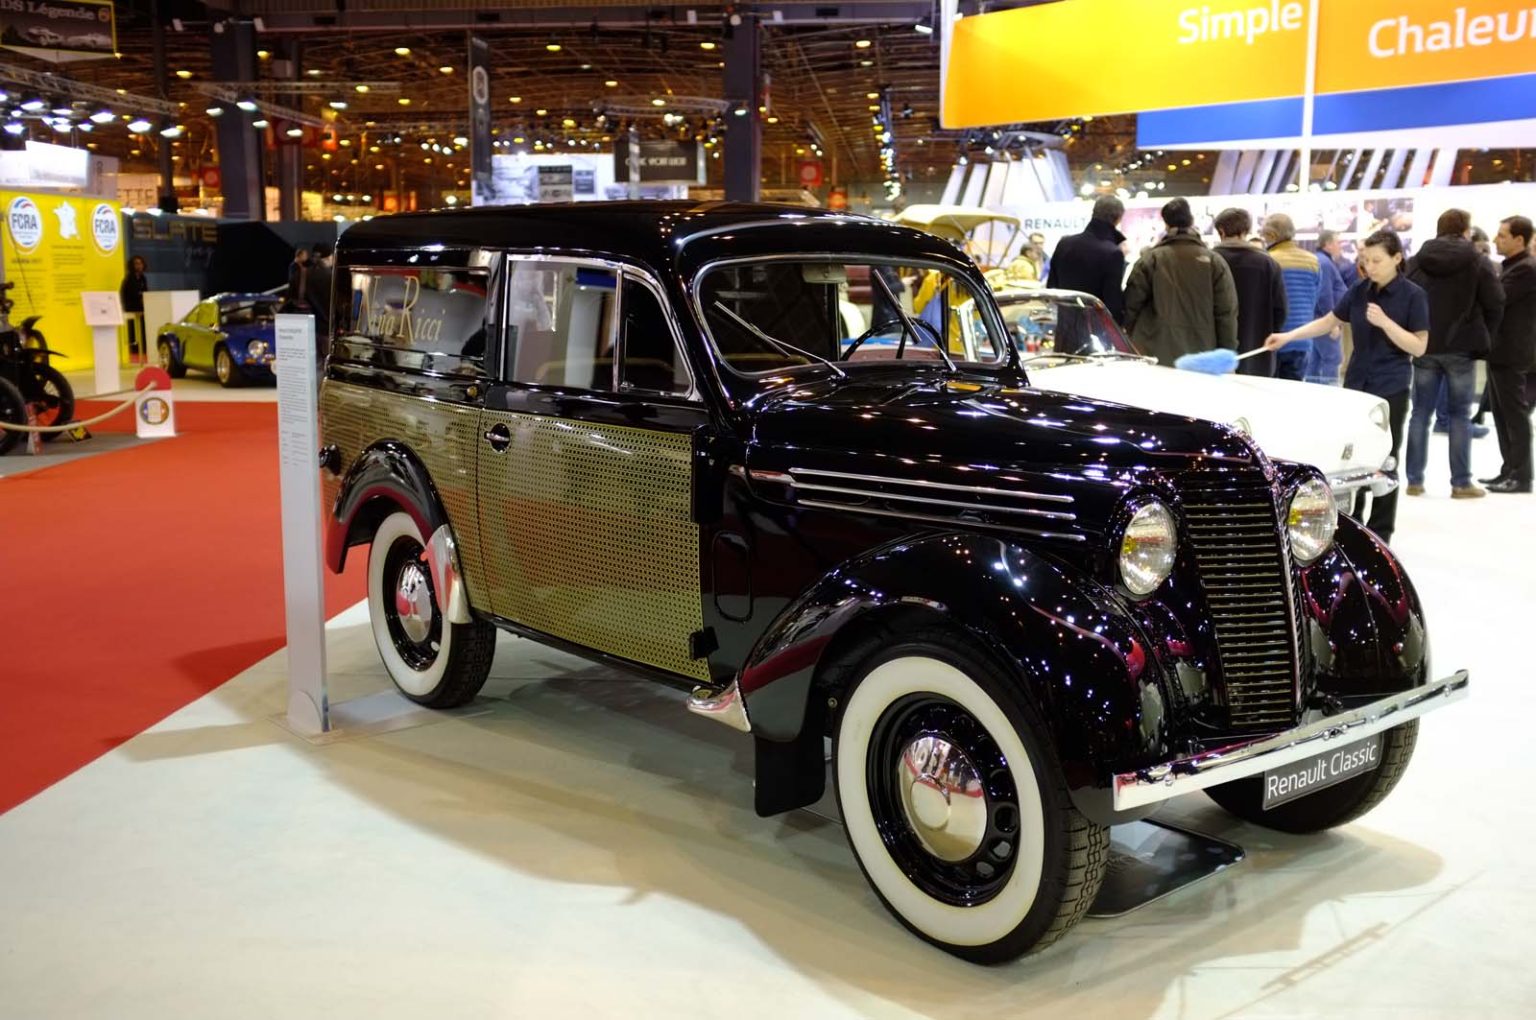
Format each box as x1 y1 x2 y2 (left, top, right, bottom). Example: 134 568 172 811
3 437 1533 1018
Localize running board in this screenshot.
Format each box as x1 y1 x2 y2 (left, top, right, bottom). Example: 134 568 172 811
687 679 751 733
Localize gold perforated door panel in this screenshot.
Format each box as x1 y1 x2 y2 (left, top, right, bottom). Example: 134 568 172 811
320 381 493 604
476 410 709 682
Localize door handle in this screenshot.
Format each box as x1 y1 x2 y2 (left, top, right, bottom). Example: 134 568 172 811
483 423 511 453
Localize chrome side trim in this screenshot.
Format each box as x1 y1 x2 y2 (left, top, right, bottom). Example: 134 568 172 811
425 524 473 625
687 679 752 733
1111 671 1469 811
1325 467 1397 498
796 497 1089 542
791 481 1076 521
788 467 1075 504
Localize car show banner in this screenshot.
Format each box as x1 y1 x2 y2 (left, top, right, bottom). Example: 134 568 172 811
612 140 707 186
943 0 1536 140
1 189 123 371
468 34 494 201
0 0 116 61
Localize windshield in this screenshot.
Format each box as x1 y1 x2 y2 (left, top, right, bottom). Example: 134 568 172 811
697 258 1010 375
996 293 1137 358
222 300 280 326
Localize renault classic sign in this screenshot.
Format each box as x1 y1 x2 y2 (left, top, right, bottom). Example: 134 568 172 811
942 0 1536 129
0 0 116 60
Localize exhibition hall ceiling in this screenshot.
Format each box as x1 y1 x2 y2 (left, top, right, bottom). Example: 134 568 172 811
10 0 1136 197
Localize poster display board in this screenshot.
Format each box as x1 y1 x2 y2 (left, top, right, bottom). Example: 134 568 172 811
0 0 116 62
1 190 124 371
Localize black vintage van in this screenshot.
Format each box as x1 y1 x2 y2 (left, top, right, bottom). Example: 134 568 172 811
318 202 1466 963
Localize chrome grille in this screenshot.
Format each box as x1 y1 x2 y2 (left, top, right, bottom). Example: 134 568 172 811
1180 477 1299 730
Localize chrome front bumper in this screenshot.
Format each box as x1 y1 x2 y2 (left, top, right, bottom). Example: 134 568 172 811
1112 671 1469 811
1326 466 1397 498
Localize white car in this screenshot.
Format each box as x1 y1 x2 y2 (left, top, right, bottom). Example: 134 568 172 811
969 288 1396 498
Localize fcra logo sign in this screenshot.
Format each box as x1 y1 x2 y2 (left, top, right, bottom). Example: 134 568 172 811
91 202 119 253
7 196 43 252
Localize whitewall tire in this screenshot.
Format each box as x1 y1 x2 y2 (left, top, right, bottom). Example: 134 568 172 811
832 634 1107 963
367 510 495 708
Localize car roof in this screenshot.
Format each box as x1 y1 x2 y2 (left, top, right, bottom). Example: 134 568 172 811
336 201 976 279
209 292 278 304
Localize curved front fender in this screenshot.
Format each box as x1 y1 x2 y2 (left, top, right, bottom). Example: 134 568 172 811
1298 515 1429 699
741 532 1174 822
326 439 450 575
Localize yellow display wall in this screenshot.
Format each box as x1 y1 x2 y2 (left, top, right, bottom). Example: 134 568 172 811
1 190 124 371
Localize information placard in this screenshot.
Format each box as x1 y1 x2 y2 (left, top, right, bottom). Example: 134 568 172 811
274 314 329 735
80 290 123 327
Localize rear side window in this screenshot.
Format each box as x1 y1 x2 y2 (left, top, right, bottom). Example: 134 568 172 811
505 260 617 388
619 277 691 396
336 266 491 372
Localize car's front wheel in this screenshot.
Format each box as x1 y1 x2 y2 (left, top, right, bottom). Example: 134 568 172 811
367 510 495 708
832 630 1107 963
1205 721 1418 833
158 340 186 378
214 345 242 388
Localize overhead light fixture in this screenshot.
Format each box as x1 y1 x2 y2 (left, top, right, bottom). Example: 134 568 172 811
355 84 370 93
701 41 717 50
509 95 522 103
546 40 562 52
236 98 258 112
50 120 72 133
394 47 411 56
453 135 468 146
914 19 934 35
175 69 192 79
206 104 223 116
286 126 304 138
535 107 547 115
328 100 347 110
51 104 74 116
306 68 323 77
3 121 23 136
160 124 185 138
127 118 153 133
256 49 271 60
604 80 618 87
855 38 872 48
19 96 45 112
251 118 269 129
89 109 115 124
397 97 411 105
859 59 873 67
651 97 666 107
439 66 453 74
78 122 93 133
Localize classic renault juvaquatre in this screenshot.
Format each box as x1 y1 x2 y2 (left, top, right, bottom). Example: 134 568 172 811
319 203 1467 964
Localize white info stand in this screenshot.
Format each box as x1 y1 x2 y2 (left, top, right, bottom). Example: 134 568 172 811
80 290 123 396
274 314 331 736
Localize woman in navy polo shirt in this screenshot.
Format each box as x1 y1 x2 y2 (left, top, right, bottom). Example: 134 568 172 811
1264 229 1429 544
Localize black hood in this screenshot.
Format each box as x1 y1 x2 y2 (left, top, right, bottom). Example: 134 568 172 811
1413 236 1481 277
744 368 1266 542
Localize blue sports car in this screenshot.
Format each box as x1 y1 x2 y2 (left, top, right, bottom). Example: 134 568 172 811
156 294 281 387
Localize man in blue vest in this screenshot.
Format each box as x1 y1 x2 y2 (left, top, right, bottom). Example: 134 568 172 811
1262 213 1322 381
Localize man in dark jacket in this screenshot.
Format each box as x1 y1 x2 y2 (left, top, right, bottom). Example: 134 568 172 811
283 246 311 313
1048 196 1127 324
305 242 334 344
1213 207 1286 377
1484 215 1536 493
1404 208 1506 498
1124 197 1239 366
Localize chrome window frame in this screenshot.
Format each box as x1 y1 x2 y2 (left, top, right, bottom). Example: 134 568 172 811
688 252 1018 379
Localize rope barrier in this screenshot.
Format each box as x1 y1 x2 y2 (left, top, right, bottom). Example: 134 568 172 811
0 383 165 434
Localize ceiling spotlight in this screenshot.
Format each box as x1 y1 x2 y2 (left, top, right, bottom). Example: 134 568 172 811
89 109 115 124
306 68 323 77
175 69 192 79
328 100 347 110
394 47 411 56
3 121 23 136
51 120 72 133
855 39 872 48
605 80 618 87
535 108 547 115
546 40 563 52
453 135 468 146
355 84 370 93
651 97 666 107
251 118 269 129
51 104 74 116
19 96 45 112
439 66 453 74
914 18 934 35
160 124 185 138
286 126 304 138
509 95 522 103
205 105 223 117
256 49 271 60
700 41 717 50
236 98 258 112
127 118 153 133
397 97 411 106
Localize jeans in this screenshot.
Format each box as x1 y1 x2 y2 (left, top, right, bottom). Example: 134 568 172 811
1407 353 1477 487
1275 346 1308 382
1303 334 1342 385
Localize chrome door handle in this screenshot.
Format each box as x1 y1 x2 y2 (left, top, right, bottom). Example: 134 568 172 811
483 423 511 453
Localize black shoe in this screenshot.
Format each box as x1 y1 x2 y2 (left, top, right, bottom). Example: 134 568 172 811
1487 478 1533 493
1479 474 1508 485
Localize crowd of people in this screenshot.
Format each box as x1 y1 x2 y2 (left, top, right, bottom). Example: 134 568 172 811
1048 198 1535 543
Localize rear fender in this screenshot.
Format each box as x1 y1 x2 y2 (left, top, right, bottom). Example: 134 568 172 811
326 440 470 625
741 533 1174 824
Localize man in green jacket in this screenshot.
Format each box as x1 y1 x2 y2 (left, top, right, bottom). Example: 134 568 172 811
1124 198 1239 366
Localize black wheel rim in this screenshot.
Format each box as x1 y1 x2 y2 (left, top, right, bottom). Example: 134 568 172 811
381 535 442 671
865 693 1021 907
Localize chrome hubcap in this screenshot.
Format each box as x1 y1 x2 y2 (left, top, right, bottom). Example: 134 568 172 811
897 734 988 861
394 562 434 644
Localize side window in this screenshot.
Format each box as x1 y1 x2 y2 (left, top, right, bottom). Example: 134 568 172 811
189 303 215 327
618 277 690 397
504 260 618 389
336 265 490 373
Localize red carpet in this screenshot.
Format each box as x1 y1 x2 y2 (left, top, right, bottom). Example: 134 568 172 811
1 401 366 813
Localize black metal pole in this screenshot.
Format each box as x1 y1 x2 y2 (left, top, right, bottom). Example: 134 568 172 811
150 0 178 212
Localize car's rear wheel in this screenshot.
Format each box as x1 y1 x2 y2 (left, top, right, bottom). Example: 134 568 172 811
28 365 72 442
366 510 495 708
832 629 1107 963
1204 721 1418 833
158 340 186 378
214 345 242 388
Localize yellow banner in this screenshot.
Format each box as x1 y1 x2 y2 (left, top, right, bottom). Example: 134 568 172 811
2 190 124 370
943 0 1536 127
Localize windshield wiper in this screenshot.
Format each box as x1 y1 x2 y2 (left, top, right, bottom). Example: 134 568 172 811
711 300 846 379
871 271 957 372
1022 349 1153 367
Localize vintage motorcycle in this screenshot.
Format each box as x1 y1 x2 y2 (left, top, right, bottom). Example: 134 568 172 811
0 282 75 455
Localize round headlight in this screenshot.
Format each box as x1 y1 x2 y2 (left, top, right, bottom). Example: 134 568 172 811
1119 501 1177 596
1287 477 1336 565
247 340 269 358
